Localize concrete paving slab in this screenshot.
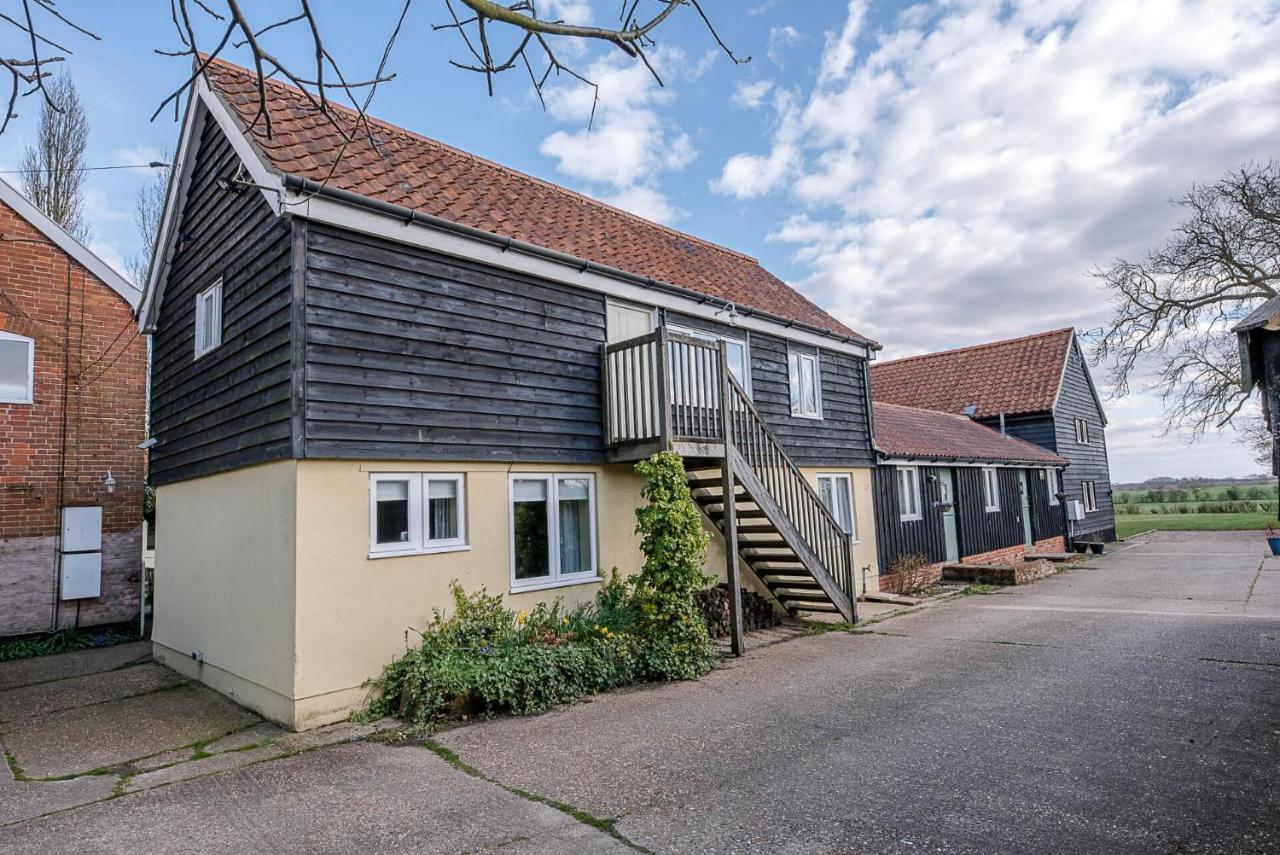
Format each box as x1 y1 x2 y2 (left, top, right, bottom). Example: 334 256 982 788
202 721 282 754
0 767 118 827
122 743 290 792
0 662 186 723
0 641 150 691
3 684 258 779
0 741 629 854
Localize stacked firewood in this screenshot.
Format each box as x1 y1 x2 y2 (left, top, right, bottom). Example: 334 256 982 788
695 583 783 638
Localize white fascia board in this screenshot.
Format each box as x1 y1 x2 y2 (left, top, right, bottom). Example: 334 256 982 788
0 177 140 309
285 191 870 360
878 457 1067 469
139 76 283 332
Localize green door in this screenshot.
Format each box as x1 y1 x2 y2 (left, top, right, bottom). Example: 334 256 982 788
1018 470 1033 547
939 469 959 563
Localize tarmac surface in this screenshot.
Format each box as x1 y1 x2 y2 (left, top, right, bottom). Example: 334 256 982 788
1 530 1277 853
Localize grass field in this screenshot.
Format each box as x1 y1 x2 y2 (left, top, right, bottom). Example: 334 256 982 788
1116 512 1276 540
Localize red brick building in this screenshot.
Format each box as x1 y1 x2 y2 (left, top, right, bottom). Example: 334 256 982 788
0 177 147 637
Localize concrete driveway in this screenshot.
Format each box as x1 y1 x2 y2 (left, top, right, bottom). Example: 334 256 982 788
2 531 1278 853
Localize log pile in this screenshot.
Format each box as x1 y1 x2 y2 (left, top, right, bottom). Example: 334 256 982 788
695 583 783 638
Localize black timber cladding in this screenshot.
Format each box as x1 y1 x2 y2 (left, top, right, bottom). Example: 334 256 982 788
872 465 949 568
149 117 293 485
1050 341 1116 540
301 223 607 462
148 122 877 476
874 464 1063 572
664 311 875 468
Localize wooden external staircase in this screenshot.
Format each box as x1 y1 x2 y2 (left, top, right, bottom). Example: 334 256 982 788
602 328 857 652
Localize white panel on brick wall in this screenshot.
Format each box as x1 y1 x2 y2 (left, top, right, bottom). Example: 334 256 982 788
61 552 102 599
61 506 103 552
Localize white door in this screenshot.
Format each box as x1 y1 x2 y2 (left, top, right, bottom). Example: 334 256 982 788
606 300 654 343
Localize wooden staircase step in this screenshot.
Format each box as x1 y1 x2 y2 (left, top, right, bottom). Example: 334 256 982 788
781 601 841 613
735 523 780 535
738 538 791 550
762 577 821 590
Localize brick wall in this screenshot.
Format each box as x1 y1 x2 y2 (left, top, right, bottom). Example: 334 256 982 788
0 197 147 635
878 536 1067 594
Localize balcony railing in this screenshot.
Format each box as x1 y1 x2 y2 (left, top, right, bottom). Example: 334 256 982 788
602 327 855 611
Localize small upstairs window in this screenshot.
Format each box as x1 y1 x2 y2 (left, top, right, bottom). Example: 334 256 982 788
1074 417 1090 444
0 331 34 404
788 348 821 418
1082 480 1098 513
194 279 223 358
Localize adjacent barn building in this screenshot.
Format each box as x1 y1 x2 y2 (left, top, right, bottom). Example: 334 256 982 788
872 328 1116 544
1235 295 1280 477
871 403 1068 591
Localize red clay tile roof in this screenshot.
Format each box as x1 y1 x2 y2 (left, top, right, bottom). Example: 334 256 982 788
873 403 1066 465
871 328 1075 418
199 58 869 344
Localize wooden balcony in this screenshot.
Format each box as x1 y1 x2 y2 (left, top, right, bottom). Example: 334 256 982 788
601 328 858 640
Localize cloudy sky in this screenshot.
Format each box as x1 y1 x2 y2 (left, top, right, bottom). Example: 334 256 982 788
2 0 1277 482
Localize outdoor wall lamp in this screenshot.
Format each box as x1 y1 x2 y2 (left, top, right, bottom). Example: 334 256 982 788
103 471 116 494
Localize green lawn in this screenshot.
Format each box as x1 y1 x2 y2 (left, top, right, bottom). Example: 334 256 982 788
1116 512 1276 540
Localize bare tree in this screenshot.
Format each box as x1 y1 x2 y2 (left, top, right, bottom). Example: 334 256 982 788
0 0 98 135
126 155 171 287
1093 162 1280 439
18 71 90 240
5 3 743 144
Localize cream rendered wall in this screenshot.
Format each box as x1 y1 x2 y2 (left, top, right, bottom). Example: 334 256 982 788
151 460 298 722
290 460 651 727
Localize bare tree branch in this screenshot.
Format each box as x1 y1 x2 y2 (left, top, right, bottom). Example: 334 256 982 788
1094 161 1280 442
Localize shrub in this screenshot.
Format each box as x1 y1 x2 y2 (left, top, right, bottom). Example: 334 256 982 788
888 553 934 595
365 452 715 729
630 451 715 680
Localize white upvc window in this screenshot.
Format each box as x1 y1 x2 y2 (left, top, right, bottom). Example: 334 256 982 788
368 473 467 557
1082 480 1098 513
817 473 857 541
1046 468 1060 505
668 324 751 394
788 348 822 418
510 473 598 592
982 468 1001 512
1074 417 1090 444
897 466 921 521
194 279 223 358
0 331 35 404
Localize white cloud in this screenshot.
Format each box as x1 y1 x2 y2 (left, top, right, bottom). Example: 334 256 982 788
713 0 1280 477
110 144 165 168
766 25 802 67
732 79 774 109
538 48 698 223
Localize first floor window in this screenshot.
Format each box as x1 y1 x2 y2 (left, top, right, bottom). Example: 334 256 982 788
194 279 223 358
982 468 1000 512
817 473 856 539
0 331 34 404
369 473 466 556
1046 468 1060 505
511 474 598 590
1074 417 1090 444
1082 480 1098 512
897 466 921 521
788 348 822 418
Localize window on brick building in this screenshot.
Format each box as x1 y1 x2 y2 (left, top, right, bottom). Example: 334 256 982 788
0 331 34 404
